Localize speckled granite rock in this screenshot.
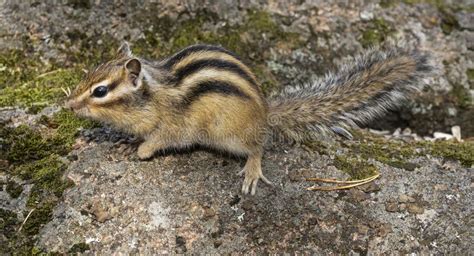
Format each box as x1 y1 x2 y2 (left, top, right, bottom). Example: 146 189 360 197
35 133 473 254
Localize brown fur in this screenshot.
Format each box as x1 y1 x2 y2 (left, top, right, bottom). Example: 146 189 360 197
66 43 269 195
66 43 433 195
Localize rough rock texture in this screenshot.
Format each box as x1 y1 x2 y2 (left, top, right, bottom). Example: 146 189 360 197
36 135 473 254
0 0 473 254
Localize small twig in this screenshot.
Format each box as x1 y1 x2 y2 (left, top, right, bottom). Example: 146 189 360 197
36 69 63 79
18 69 63 88
306 174 379 184
306 173 380 191
18 209 35 233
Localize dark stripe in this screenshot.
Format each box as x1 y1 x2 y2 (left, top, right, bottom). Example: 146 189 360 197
108 80 120 91
163 44 240 69
180 80 250 108
173 59 259 90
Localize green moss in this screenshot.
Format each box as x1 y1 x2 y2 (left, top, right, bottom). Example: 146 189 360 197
0 109 96 253
402 0 464 35
424 140 474 167
0 48 81 113
333 155 378 180
349 135 416 167
6 180 23 198
131 9 302 95
60 33 120 69
21 201 57 237
359 18 394 48
252 64 280 95
402 0 444 7
0 49 43 90
48 109 98 147
439 8 460 35
350 131 474 168
0 208 18 238
14 155 71 202
329 130 473 175
303 139 379 179
69 242 91 253
379 0 398 8
0 208 39 254
168 12 219 52
467 69 474 81
0 54 81 110
1 110 96 166
1 125 67 164
451 84 472 109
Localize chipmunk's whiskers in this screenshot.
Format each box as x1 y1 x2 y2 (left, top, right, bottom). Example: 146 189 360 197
61 87 70 97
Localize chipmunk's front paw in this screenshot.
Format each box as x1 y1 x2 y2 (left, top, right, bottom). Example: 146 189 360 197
137 143 154 160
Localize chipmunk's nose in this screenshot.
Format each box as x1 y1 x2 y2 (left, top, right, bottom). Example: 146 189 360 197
64 99 79 111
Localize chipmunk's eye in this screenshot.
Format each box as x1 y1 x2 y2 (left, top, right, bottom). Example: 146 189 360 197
92 86 108 98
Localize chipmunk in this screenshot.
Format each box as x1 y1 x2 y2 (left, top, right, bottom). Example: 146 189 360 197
65 42 433 195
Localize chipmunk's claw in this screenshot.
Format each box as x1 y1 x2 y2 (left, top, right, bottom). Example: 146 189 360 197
240 169 272 195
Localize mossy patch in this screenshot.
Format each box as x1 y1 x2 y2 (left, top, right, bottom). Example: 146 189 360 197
304 129 473 180
402 0 444 6
423 140 474 167
359 18 395 48
0 109 96 253
0 49 43 90
0 47 86 113
333 155 379 180
132 9 302 95
45 109 98 147
69 242 91 253
1 110 96 164
348 135 417 166
304 138 380 180
14 155 72 207
65 34 121 68
0 68 82 111
0 208 38 254
0 208 18 236
6 180 23 198
438 7 460 35
466 69 474 81
450 84 472 109
350 131 474 168
1 125 67 164
379 0 398 8
402 0 466 35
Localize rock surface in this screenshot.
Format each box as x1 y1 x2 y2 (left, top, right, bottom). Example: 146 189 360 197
0 0 473 254
36 131 473 254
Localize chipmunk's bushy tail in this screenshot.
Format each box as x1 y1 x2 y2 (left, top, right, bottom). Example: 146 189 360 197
268 46 435 141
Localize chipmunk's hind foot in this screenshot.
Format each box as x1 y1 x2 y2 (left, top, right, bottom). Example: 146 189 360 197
239 153 272 195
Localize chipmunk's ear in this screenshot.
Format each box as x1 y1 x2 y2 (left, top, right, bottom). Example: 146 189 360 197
125 58 141 86
116 42 132 58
